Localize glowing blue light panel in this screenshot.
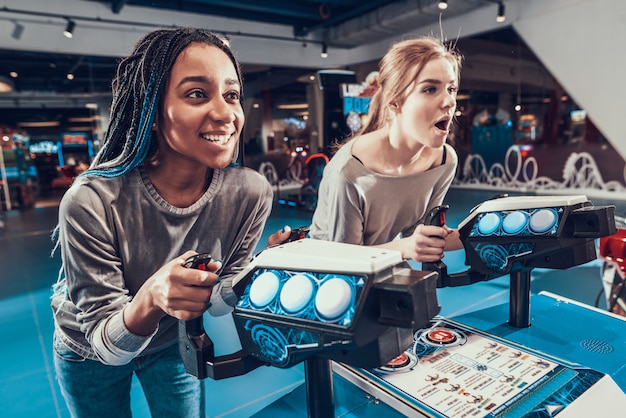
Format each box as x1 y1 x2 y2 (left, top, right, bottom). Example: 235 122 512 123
236 268 366 327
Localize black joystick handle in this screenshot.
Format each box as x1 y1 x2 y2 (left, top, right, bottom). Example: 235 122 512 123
422 205 450 287
180 253 215 377
183 253 213 270
179 253 265 379
182 254 213 336
425 205 449 228
287 226 310 242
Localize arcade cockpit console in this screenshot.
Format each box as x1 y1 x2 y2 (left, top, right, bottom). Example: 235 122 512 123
426 194 615 327
180 239 440 416
180 194 624 417
230 241 440 369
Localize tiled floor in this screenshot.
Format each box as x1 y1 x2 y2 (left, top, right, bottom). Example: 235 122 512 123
0 187 620 417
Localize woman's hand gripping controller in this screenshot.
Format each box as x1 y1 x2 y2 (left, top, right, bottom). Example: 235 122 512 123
182 253 214 335
422 205 449 287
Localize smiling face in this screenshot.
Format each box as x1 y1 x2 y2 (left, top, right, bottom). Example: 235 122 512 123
154 42 244 169
390 56 458 150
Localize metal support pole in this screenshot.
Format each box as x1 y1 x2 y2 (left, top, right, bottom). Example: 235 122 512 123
509 270 532 328
304 357 335 418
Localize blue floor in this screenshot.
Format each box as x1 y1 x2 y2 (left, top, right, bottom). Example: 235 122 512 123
0 187 620 417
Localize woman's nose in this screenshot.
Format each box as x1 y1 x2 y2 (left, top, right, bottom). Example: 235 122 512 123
210 97 236 123
442 93 456 109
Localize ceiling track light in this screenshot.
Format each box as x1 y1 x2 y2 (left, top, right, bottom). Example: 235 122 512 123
63 19 75 38
11 20 24 40
496 2 506 22
438 0 448 10
321 43 328 58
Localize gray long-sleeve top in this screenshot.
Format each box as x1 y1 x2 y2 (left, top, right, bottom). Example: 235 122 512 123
310 139 457 245
51 165 272 365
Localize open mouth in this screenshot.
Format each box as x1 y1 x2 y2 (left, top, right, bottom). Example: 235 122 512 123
434 118 450 131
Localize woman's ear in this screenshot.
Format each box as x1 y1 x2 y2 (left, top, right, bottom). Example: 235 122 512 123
388 102 399 113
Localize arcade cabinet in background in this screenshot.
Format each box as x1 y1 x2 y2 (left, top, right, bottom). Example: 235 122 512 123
0 130 38 210
471 92 513 169
56 132 95 176
307 70 356 155
30 140 60 198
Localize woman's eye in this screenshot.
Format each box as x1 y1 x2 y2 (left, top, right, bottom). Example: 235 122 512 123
225 91 240 101
188 90 206 99
424 86 437 94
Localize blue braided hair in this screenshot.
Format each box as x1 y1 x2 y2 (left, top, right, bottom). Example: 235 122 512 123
84 27 244 177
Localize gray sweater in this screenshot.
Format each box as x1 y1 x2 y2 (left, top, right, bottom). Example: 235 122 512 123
51 165 272 365
310 140 457 245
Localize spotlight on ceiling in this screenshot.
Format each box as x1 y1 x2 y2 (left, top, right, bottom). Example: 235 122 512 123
438 0 448 10
321 43 328 58
496 2 506 22
63 19 75 38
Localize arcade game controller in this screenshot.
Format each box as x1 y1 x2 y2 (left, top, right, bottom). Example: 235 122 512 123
180 194 624 417
428 194 615 327
180 239 441 416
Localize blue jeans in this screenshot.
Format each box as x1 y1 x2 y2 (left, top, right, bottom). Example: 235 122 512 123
53 335 205 418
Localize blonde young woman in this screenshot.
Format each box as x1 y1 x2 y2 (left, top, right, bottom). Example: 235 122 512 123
310 37 464 261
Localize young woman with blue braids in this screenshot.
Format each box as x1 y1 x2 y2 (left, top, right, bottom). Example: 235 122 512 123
51 27 289 417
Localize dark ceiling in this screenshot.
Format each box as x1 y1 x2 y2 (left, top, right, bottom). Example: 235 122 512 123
0 47 324 132
94 0 402 38
0 50 118 95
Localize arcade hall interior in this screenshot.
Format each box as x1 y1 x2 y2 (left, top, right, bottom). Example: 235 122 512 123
1 1 625 417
